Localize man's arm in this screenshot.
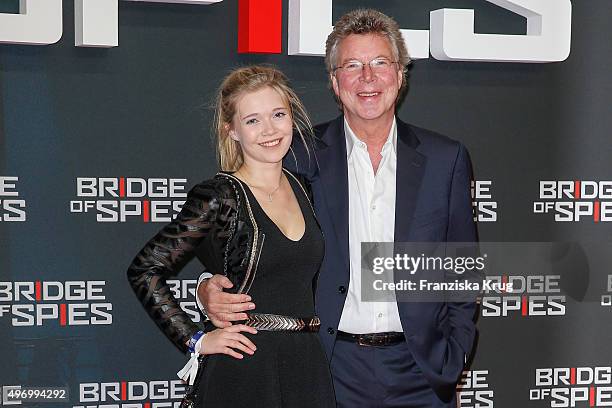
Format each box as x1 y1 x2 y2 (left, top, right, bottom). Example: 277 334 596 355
446 143 478 360
195 272 212 315
195 273 255 328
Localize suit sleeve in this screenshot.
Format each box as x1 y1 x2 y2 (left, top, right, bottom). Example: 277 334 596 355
446 143 478 358
126 181 228 353
283 130 319 181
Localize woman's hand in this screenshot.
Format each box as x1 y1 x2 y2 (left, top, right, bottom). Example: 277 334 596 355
201 325 258 359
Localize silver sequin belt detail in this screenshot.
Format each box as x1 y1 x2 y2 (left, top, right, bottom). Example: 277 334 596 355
244 313 320 332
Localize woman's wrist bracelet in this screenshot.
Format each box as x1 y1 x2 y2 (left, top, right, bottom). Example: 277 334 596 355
187 330 205 354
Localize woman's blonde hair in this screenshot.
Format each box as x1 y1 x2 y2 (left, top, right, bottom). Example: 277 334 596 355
214 65 313 171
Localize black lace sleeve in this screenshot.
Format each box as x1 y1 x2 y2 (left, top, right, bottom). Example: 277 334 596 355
126 179 231 353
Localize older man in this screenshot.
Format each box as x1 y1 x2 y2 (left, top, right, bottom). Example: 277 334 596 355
198 9 477 407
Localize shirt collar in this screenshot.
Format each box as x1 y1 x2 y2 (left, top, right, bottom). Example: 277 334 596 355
344 117 397 159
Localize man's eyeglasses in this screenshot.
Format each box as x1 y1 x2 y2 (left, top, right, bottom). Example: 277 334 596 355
333 58 399 75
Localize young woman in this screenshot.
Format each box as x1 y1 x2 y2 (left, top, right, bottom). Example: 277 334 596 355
127 65 335 407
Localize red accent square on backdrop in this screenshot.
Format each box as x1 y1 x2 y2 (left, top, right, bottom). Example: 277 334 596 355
238 0 282 54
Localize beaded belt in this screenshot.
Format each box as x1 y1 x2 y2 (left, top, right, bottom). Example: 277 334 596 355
336 331 405 346
244 313 320 332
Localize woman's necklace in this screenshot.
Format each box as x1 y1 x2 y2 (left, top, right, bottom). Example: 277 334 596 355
236 169 282 202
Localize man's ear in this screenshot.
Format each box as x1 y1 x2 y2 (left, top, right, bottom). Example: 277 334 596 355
396 67 403 90
331 74 340 97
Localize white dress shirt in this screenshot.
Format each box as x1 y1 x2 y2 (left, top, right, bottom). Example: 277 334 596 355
337 118 404 334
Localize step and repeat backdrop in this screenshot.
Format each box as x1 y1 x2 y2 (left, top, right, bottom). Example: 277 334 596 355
1 0 611 407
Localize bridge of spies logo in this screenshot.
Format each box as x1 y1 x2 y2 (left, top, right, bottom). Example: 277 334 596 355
457 370 494 408
472 180 497 222
534 181 612 222
480 275 565 317
531 366 612 407
0 281 112 327
73 380 187 408
0 176 26 222
166 279 202 323
70 177 187 223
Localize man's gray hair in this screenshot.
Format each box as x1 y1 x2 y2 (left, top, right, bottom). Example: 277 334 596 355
325 9 412 104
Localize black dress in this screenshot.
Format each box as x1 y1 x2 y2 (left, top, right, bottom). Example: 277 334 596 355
196 175 336 407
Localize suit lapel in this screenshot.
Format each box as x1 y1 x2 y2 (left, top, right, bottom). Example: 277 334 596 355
394 119 426 242
316 117 424 269
316 116 350 272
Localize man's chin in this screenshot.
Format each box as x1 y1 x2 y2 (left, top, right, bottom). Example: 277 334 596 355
347 109 391 123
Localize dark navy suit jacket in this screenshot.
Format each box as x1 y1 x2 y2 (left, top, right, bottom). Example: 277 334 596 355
286 115 477 399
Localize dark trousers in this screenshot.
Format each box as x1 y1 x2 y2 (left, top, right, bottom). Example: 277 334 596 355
330 339 456 408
